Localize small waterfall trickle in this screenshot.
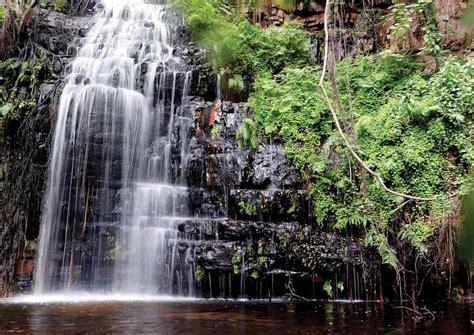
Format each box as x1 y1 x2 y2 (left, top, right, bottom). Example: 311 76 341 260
35 0 197 295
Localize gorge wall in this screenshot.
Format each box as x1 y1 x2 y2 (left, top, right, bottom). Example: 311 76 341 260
1 4 367 298
253 0 472 61
0 9 95 294
184 98 368 298
0 0 471 299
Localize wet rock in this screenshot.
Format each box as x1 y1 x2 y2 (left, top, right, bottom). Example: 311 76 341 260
34 10 95 59
252 144 302 189
182 96 366 298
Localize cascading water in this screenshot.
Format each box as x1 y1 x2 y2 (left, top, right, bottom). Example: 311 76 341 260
35 0 196 295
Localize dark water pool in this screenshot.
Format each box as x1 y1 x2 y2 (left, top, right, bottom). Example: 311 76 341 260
0 297 471 334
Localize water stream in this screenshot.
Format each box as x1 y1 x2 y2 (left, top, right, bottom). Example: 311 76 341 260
35 0 195 295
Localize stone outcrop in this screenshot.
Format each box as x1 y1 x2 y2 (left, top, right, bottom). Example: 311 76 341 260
434 0 473 50
32 10 95 74
254 0 472 63
182 98 367 299
0 10 94 295
5 0 469 299
255 1 389 31
254 0 391 61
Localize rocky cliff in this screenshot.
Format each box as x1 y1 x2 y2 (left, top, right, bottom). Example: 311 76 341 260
254 0 472 62
1 6 367 297
1 0 471 298
0 10 94 294
181 98 368 298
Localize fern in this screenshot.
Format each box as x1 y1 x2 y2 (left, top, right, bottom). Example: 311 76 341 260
237 118 258 149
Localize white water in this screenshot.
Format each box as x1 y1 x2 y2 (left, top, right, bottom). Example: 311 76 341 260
3 294 200 304
35 0 196 295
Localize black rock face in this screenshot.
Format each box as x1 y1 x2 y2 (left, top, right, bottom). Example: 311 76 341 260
182 98 367 299
1 10 96 295
2 8 368 300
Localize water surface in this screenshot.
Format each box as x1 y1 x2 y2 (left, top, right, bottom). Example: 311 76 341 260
0 299 471 334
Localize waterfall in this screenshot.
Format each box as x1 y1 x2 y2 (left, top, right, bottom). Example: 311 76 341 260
35 0 195 295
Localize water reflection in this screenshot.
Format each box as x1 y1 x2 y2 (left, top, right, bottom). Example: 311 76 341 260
0 300 471 334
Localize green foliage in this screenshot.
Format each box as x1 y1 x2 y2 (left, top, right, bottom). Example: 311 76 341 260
195 266 205 282
0 4 5 26
220 71 244 99
0 59 47 121
365 228 399 269
171 0 311 94
323 281 333 299
250 270 259 279
237 118 258 149
257 255 267 268
388 0 443 57
334 204 370 231
248 53 473 269
177 0 473 275
238 200 257 216
336 281 344 293
286 200 297 214
54 0 69 13
399 221 433 253
249 67 331 173
210 124 221 139
231 252 241 274
39 0 50 9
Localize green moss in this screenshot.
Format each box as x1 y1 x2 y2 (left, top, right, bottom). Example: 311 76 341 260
238 200 257 216
195 266 205 282
0 4 6 26
54 0 69 13
231 253 241 275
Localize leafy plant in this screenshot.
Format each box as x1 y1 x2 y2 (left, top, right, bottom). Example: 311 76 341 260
247 51 472 271
238 200 257 216
250 270 259 279
211 124 221 139
336 281 344 293
175 0 472 294
323 281 333 299
195 266 205 282
387 0 443 57
237 118 258 149
0 59 47 121
54 0 70 13
231 252 241 274
399 221 433 253
171 0 311 100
